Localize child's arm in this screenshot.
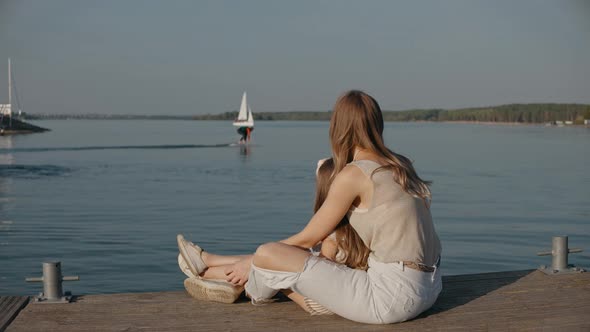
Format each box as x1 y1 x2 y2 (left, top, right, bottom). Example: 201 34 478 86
320 233 338 261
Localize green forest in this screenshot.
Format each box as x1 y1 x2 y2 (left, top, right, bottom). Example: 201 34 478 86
29 103 590 124
193 103 590 124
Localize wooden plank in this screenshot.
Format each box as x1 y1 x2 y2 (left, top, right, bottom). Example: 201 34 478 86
0 296 29 332
442 269 533 283
6 270 590 331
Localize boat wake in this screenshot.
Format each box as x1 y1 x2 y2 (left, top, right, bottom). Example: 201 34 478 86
0 143 233 154
0 164 71 178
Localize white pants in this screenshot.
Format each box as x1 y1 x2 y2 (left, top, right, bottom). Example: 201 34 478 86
245 255 442 324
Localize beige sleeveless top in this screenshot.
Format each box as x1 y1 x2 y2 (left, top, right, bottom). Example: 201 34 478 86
347 160 442 266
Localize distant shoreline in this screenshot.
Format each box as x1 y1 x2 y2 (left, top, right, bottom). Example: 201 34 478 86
438 120 539 126
23 117 590 128
25 103 590 125
395 120 588 127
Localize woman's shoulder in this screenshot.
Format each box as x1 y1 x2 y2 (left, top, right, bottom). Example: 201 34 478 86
331 163 366 187
347 159 386 175
331 163 373 195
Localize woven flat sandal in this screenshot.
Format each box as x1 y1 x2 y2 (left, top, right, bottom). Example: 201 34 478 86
304 297 334 315
184 277 244 304
177 234 207 276
178 254 197 278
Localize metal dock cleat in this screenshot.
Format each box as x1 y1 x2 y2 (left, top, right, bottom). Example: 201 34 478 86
537 236 585 275
25 261 79 303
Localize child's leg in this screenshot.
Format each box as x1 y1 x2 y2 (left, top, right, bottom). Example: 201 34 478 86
282 290 311 313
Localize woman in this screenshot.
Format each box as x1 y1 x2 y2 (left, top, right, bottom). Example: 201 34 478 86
181 90 442 324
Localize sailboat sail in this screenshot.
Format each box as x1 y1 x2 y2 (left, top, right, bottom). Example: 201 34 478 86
232 92 254 127
247 107 253 123
236 92 248 121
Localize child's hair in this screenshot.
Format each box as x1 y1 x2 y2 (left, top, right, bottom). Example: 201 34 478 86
315 158 370 270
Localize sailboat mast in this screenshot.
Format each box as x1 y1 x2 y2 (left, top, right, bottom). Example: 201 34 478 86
7 58 12 127
8 58 11 109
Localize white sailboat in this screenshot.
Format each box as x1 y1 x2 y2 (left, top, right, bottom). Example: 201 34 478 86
232 92 254 128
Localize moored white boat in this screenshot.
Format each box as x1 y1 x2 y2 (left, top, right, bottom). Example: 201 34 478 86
1 58 49 135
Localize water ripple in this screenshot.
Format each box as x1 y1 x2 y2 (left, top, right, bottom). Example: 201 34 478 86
0 143 233 154
0 164 72 178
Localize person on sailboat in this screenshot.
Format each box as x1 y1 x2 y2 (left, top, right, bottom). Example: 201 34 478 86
237 126 253 143
233 92 254 144
178 90 441 324
237 127 247 143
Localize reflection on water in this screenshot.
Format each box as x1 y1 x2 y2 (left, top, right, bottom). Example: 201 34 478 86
0 136 14 164
239 144 252 158
0 136 13 230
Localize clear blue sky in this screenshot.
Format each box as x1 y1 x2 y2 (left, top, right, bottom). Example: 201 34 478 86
0 0 589 114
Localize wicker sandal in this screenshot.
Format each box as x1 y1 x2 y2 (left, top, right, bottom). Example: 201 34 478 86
177 234 208 276
178 254 197 278
184 277 244 304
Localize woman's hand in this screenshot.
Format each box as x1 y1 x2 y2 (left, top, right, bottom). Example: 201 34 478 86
224 256 252 286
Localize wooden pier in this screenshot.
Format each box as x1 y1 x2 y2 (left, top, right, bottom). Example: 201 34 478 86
3 269 589 331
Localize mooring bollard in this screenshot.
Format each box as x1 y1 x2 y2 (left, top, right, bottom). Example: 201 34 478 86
25 261 79 303
537 236 585 275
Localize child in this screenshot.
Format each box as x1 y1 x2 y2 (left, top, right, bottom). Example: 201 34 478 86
288 158 370 315
314 158 370 270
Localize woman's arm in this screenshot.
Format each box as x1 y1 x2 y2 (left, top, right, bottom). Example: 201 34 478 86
223 165 364 285
281 165 364 249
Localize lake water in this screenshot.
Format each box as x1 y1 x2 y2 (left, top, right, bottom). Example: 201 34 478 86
0 120 588 296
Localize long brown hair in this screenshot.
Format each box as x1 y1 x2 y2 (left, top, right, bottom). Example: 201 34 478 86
315 158 370 270
329 90 432 200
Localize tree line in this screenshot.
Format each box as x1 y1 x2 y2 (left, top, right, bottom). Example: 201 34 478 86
193 103 590 124
28 103 590 124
